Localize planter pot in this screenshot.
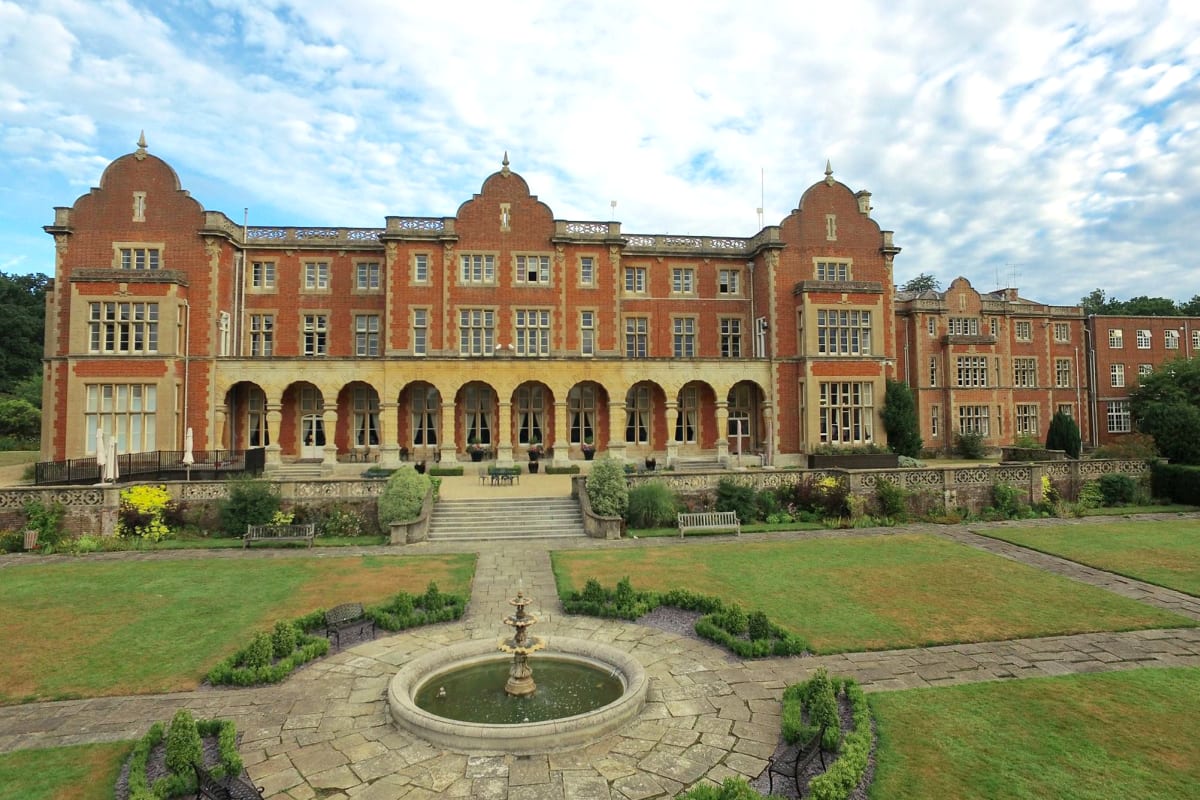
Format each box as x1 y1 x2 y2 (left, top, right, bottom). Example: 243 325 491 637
470 450 484 462
529 462 540 474
583 450 595 461
22 529 38 551
644 458 657 471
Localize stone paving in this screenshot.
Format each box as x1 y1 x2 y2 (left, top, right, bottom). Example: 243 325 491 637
1 511 1199 798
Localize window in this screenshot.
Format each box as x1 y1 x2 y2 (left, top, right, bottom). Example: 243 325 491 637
250 261 275 289
412 309 427 356
1165 330 1180 350
515 255 551 285
304 262 329 290
118 246 161 270
413 253 429 283
85 384 157 454
929 356 938 387
1193 330 1200 352
218 311 230 356
580 311 595 356
718 270 740 294
673 317 696 357
930 405 939 438
956 356 988 387
1109 328 1123 348
1055 358 1072 388
355 262 381 291
459 309 495 355
927 317 936 336
249 314 273 356
817 309 872 355
1054 322 1070 342
818 382 874 444
411 384 438 446
352 387 379 447
1015 321 1032 341
88 302 159 354
989 318 998 336
499 203 511 231
958 405 989 436
1016 404 1039 435
675 386 698 443
1107 400 1131 433
460 254 496 284
302 314 327 356
515 309 550 356
624 267 647 293
569 384 596 444
625 385 651 444
464 385 493 445
1110 363 1125 388
625 317 648 357
354 314 380 357
671 267 695 294
1136 329 1151 349
1138 363 1153 377
579 256 595 287
949 317 981 336
516 385 545 445
247 388 269 447
720 318 742 358
1013 357 1037 388
816 261 849 281
1058 404 1073 418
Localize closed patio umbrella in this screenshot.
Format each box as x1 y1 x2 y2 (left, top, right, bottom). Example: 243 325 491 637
95 429 107 483
182 427 195 480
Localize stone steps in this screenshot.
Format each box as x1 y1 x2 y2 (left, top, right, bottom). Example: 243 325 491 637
428 497 586 541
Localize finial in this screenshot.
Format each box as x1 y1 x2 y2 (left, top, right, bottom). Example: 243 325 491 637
824 159 834 185
135 130 148 161
501 151 511 176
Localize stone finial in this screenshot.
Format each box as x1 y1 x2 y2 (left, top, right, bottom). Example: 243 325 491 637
135 130 148 160
501 151 510 176
824 159 834 185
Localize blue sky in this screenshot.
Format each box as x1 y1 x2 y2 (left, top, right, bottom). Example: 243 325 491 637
1 0 1197 307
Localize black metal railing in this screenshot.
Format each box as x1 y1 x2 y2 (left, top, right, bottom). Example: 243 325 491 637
35 448 265 486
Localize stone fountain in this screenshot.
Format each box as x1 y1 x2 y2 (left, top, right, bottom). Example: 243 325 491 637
497 585 545 696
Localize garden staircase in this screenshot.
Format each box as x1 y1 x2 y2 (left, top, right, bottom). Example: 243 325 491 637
427 497 586 542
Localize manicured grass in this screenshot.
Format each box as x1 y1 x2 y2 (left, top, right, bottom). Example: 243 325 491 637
0 450 37 467
0 553 474 704
981 518 1200 596
629 520 826 538
142 534 390 550
0 741 132 800
869 667 1200 800
551 534 1192 653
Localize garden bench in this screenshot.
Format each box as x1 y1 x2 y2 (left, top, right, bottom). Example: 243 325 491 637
325 602 375 649
677 510 740 537
243 523 315 548
487 466 521 485
767 723 827 797
193 762 265 800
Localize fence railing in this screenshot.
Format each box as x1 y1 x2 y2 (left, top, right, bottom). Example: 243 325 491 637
35 448 265 486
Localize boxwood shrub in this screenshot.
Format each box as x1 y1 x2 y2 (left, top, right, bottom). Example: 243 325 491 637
126 716 244 800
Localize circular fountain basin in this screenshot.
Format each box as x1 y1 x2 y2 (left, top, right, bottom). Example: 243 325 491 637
389 637 647 753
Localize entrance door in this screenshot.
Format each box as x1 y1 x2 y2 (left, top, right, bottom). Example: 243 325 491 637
301 415 325 459
728 415 750 456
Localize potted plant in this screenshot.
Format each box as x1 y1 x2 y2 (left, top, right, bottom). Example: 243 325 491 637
644 456 657 471
467 434 485 462
581 436 596 461
528 436 544 473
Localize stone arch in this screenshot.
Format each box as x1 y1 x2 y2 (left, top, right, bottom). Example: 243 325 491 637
281 381 326 459
222 381 269 451
674 380 717 449
727 380 767 455
623 381 667 451
336 381 381 456
567 381 610 454
398 380 442 459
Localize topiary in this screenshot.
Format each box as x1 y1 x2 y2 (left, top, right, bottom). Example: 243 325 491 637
244 631 273 670
805 667 839 733
377 466 432 527
1046 410 1082 458
625 481 679 528
586 457 629 518
271 620 299 659
747 610 770 641
164 709 202 776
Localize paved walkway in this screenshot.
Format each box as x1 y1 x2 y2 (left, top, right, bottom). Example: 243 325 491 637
2 510 1199 799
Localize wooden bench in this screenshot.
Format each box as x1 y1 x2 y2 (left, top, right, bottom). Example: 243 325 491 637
243 523 315 548
767 723 828 797
677 511 740 537
484 466 521 485
325 602 375 649
193 762 265 800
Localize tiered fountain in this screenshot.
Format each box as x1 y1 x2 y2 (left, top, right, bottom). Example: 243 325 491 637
388 582 648 753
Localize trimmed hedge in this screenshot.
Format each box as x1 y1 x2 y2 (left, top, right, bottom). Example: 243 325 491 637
561 580 808 657
428 466 464 476
544 464 581 474
126 716 244 800
781 673 872 800
1150 461 1200 505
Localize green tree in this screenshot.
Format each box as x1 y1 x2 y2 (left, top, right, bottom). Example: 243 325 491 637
1045 410 1082 458
880 379 922 457
1124 295 1179 316
1180 295 1200 316
900 272 940 293
0 397 40 440
1079 288 1115 316
0 272 49 396
1130 357 1200 465
586 457 629 517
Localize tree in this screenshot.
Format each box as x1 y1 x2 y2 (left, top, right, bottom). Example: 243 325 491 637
900 273 940 293
1079 288 1114 316
1123 295 1179 316
0 397 40 440
1180 295 1200 316
1129 357 1200 464
1045 410 1082 458
880 379 923 457
0 272 49 397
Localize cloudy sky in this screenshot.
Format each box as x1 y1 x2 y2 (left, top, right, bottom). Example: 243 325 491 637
1 0 1197 306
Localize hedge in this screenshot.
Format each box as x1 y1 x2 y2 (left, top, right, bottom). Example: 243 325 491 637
1150 461 1200 505
126 717 243 800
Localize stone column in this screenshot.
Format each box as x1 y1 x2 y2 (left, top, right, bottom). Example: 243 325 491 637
665 401 680 467
378 401 400 467
266 404 282 466
321 408 339 466
607 400 627 462
438 401 457 465
496 401 514 465
552 400 570 468
715 400 730 464
213 405 228 450
762 402 776 467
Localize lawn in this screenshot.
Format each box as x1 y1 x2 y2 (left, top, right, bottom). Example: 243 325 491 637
0 553 474 704
868 667 1200 800
551 534 1192 653
980 518 1200 596
0 450 37 467
0 741 132 800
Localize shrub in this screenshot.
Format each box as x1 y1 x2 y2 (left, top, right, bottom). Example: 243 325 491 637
23 497 66 551
625 481 679 528
989 483 1026 518
873 478 907 520
754 488 782 521
747 611 770 641
715 479 757 523
0 530 24 553
790 475 850 519
808 680 871 800
127 717 244 799
1150 461 1200 504
271 620 299 659
805 667 839 733
1138 401 1200 465
1046 410 1082 458
117 484 177 541
219 479 280 537
719 603 748 636
1092 432 1159 460
955 432 986 459
377 466 432 527
586 457 629 517
1097 473 1138 506
320 506 364 537
881 379 923 457
1076 480 1104 509
165 709 202 775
